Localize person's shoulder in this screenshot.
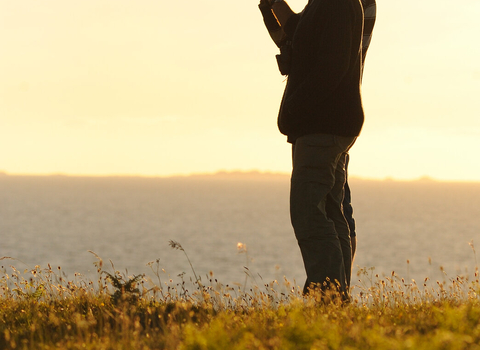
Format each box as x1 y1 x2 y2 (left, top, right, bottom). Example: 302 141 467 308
321 0 361 11
315 0 348 10
309 0 361 20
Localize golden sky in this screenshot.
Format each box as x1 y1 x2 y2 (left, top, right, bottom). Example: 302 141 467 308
1 0 480 180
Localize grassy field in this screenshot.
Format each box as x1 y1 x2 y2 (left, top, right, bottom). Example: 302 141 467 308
1 244 480 349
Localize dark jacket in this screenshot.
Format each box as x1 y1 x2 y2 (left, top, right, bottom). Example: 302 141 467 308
278 0 364 143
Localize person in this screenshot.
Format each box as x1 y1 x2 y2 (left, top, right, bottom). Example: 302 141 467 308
259 0 375 299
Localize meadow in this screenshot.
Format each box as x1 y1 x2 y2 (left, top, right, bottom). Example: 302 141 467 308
1 241 480 350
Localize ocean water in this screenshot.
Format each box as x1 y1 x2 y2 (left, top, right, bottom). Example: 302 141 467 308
1 174 480 288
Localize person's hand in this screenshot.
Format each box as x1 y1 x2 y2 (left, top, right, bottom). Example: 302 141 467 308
271 1 293 27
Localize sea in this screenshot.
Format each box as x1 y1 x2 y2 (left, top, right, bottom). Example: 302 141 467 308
1 173 480 290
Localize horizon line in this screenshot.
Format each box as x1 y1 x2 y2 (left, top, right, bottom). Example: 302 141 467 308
1 170 480 184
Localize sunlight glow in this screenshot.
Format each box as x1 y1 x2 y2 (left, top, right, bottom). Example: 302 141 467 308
1 0 479 181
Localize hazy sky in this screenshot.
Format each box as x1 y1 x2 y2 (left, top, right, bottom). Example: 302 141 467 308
1 0 479 180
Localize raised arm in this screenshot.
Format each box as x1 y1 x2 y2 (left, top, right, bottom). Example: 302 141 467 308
259 0 299 46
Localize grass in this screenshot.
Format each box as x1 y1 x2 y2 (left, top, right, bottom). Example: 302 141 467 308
1 242 480 349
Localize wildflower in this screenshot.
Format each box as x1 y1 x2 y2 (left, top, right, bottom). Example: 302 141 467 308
237 242 247 253
28 284 45 300
169 240 184 251
469 240 475 250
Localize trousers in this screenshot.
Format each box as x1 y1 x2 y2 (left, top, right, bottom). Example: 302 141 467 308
290 133 356 295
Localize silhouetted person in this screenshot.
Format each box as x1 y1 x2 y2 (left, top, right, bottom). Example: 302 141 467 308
260 0 375 299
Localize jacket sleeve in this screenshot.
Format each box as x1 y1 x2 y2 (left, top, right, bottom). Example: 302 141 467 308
259 2 286 47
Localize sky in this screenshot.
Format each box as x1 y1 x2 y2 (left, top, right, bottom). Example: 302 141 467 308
1 0 480 181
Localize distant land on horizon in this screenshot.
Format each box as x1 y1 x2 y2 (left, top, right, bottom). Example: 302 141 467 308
1 170 479 183
0 170 289 181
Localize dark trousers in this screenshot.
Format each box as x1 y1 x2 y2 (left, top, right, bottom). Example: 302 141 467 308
290 134 356 295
